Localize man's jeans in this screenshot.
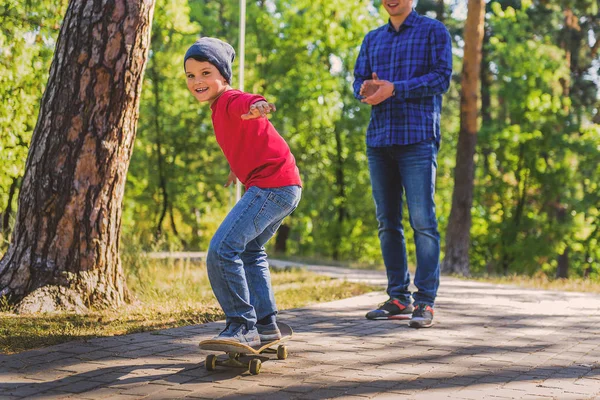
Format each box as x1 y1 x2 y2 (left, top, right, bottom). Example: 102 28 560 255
206 185 301 329
367 139 440 306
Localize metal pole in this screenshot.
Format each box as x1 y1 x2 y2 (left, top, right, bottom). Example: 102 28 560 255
236 0 246 202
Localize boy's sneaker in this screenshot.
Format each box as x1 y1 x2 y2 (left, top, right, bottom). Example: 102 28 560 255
409 304 434 328
365 298 414 320
256 321 282 342
212 323 261 347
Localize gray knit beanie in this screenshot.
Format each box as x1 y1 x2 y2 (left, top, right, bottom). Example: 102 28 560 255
184 37 235 83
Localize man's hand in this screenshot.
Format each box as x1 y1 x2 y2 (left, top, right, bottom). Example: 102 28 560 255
360 72 381 98
224 170 237 187
241 101 277 120
360 72 395 106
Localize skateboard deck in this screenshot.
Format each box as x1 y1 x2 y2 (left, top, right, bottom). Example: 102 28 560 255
199 322 292 374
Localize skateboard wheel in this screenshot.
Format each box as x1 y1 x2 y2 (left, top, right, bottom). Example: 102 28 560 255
277 345 288 360
249 359 261 375
205 354 217 371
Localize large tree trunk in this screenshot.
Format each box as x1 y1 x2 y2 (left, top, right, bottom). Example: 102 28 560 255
441 0 485 276
0 0 155 313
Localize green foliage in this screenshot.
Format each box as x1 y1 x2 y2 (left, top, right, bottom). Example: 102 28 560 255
472 2 600 276
124 0 387 262
124 0 227 250
1 1 598 278
252 0 381 260
0 0 67 247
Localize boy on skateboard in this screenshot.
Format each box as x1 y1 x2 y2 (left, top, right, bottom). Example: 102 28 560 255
184 37 302 347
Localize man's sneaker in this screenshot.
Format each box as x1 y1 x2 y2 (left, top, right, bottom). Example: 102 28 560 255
409 304 434 328
212 323 261 347
365 298 414 320
256 321 282 342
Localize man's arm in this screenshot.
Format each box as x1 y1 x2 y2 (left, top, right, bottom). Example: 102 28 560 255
392 24 452 99
353 33 372 100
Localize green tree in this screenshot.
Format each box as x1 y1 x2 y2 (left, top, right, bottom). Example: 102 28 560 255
442 0 486 276
475 2 574 274
474 0 600 277
0 0 68 245
250 0 380 260
126 0 384 262
0 0 156 312
124 0 223 251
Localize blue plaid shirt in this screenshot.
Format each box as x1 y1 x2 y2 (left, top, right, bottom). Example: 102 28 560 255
353 11 452 147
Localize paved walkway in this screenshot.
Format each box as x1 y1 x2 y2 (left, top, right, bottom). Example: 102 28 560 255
1 265 600 399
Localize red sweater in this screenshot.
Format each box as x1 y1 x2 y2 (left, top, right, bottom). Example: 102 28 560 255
210 89 302 189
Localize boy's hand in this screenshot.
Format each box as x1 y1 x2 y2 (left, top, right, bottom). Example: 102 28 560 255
224 170 237 187
241 101 276 120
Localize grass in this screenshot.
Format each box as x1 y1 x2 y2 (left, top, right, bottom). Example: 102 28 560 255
273 253 600 294
459 272 600 293
271 253 386 271
0 257 378 354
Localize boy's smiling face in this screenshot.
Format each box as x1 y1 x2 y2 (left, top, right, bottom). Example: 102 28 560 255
185 59 229 104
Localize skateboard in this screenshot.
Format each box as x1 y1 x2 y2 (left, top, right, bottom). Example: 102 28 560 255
199 322 292 375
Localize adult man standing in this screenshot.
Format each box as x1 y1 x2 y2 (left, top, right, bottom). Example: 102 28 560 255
354 0 452 328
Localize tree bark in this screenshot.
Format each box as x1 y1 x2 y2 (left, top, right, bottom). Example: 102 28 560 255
441 0 485 276
560 8 580 103
556 244 569 279
583 221 598 278
332 122 347 261
0 0 155 313
480 28 492 127
274 224 291 254
436 0 445 22
2 177 19 234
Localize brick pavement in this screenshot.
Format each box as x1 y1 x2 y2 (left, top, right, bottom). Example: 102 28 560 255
1 271 600 399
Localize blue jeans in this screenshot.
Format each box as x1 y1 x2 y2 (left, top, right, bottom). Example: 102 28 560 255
206 185 301 329
367 139 440 306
